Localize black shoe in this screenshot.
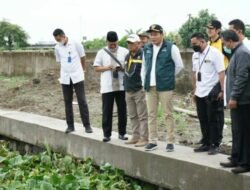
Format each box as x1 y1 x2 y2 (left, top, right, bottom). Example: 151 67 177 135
119 135 128 140
85 127 93 133
220 162 237 168
208 146 219 155
228 156 232 161
231 166 250 174
145 143 158 151
103 137 111 142
194 145 209 152
65 127 75 134
166 144 174 152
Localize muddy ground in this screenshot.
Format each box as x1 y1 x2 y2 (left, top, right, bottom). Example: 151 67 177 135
0 69 232 154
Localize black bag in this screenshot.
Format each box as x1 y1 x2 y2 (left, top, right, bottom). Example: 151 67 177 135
208 82 221 101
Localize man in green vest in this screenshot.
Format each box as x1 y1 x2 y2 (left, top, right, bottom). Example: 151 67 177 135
142 24 184 152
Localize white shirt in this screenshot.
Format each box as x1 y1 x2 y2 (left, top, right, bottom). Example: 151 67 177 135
93 46 129 94
141 43 184 86
192 45 225 98
243 37 250 50
54 39 85 85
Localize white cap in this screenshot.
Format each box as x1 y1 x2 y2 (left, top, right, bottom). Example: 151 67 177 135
126 34 141 43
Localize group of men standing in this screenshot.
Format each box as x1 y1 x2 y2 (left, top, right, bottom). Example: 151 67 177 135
52 19 250 174
191 19 250 174
93 24 184 152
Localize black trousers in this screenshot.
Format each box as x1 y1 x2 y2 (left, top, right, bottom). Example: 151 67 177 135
102 91 127 137
230 109 240 163
196 96 220 146
218 102 225 144
62 80 90 128
231 104 250 167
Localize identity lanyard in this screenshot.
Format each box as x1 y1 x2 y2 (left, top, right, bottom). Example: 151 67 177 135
198 47 210 71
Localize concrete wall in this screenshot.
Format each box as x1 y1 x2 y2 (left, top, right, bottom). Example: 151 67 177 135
0 50 193 93
0 109 250 190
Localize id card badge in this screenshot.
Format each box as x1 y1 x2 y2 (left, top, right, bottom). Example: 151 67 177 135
67 51 72 63
197 72 202 82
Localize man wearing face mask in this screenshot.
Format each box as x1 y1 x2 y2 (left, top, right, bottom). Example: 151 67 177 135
53 28 93 134
94 31 129 142
141 24 184 152
220 30 250 174
191 32 225 155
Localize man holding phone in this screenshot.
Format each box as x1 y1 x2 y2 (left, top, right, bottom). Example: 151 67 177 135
94 31 129 142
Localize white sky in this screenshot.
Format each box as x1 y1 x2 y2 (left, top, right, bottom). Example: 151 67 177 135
0 0 249 43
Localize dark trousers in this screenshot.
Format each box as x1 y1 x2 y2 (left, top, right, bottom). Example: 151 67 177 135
196 96 220 146
231 104 250 167
230 109 240 163
102 91 127 137
218 101 225 144
62 80 90 128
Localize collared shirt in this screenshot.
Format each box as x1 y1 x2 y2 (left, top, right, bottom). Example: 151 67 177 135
143 43 184 86
192 45 225 98
243 37 250 50
209 38 229 69
54 39 85 85
93 46 129 94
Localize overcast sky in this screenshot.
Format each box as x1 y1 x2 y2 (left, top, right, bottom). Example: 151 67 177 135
0 0 249 43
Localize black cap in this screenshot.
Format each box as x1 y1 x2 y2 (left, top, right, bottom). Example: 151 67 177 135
146 24 163 33
106 31 118 42
207 20 222 29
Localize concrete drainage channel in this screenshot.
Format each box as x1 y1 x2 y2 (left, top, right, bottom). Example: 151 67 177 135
0 135 168 190
0 109 250 190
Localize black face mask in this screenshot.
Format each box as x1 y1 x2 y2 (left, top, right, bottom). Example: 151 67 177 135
192 45 201 52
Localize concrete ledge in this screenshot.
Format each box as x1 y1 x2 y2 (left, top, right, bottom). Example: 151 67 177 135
0 109 249 190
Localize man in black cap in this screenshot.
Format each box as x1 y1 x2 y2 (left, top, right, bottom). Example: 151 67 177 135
203 19 229 147
142 24 184 151
93 31 129 142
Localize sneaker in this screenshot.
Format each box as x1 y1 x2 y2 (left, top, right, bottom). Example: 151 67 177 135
166 144 174 152
134 140 148 147
103 137 111 142
208 146 219 155
145 143 157 151
85 127 93 133
125 139 138 145
194 145 209 152
65 127 75 134
119 135 128 140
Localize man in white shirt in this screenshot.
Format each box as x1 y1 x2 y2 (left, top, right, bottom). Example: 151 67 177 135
53 29 92 134
191 32 225 155
141 24 184 152
93 31 129 142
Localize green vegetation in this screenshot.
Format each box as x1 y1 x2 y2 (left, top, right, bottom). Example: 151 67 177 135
178 9 216 48
0 75 30 89
0 20 29 51
0 141 157 190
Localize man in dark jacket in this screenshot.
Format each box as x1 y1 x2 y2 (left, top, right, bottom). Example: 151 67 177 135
220 30 250 174
124 34 148 147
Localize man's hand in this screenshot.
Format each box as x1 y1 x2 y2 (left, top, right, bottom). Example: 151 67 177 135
228 99 237 109
106 65 113 71
217 91 224 100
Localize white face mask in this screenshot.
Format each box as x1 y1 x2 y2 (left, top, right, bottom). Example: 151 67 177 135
223 46 232 54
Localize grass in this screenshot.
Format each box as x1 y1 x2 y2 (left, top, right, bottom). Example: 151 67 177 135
0 75 30 89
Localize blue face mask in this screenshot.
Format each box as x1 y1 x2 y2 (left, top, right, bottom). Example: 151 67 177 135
223 46 232 54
